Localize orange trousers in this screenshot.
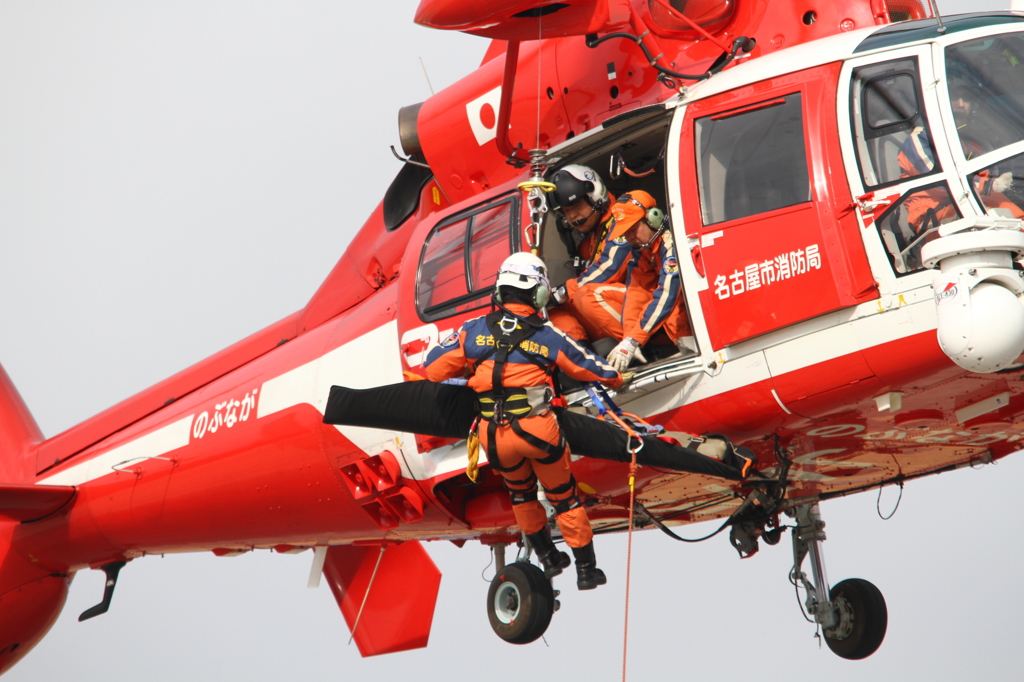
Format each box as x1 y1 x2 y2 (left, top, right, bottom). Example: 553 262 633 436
478 412 593 548
549 281 692 343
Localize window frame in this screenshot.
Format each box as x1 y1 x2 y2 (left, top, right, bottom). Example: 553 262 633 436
694 92 812 226
415 192 521 322
849 56 940 191
873 179 963 275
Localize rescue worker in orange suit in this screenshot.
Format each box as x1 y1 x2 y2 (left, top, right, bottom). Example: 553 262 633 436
897 81 1023 231
601 191 695 370
551 164 621 265
550 187 694 367
544 164 621 342
424 252 623 590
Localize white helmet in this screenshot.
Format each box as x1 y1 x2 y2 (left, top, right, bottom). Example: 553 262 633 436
494 252 551 309
550 164 608 217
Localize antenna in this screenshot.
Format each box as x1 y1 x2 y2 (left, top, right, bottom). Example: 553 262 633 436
419 57 435 96
926 0 946 34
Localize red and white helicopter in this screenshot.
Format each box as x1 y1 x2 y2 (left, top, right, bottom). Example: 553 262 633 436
3 0 1024 676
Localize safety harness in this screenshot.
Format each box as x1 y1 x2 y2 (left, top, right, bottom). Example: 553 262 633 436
471 309 579 514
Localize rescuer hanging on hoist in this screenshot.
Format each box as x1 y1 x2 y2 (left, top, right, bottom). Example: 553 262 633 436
424 252 623 590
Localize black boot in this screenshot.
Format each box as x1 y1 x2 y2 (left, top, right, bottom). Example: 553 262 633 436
571 542 607 590
527 529 571 578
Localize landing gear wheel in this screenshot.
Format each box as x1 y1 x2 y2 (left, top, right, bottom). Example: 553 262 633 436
824 578 888 660
486 562 555 644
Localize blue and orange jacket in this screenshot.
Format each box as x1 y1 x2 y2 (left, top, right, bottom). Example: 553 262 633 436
575 194 615 265
622 231 682 346
564 199 644 300
424 303 623 391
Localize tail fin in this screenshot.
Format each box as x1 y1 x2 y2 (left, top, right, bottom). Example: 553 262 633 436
0 364 43 483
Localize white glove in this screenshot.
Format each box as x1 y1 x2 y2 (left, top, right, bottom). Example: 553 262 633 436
993 172 1014 193
551 285 568 306
606 337 646 371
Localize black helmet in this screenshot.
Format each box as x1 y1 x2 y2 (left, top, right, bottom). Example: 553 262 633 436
550 164 608 213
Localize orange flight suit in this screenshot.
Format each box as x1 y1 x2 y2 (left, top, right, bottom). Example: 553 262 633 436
424 303 622 547
572 196 692 345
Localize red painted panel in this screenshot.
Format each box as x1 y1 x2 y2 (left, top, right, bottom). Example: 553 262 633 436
658 377 791 440
0 574 68 676
0 484 75 522
0 364 43 484
323 541 441 657
771 353 876 417
680 63 877 348
414 0 631 40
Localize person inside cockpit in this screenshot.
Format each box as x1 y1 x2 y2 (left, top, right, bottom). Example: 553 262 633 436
896 78 1023 232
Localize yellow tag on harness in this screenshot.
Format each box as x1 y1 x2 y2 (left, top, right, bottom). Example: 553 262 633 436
466 431 481 483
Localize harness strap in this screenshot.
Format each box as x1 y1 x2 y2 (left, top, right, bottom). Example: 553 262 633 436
502 473 539 486
503 478 539 497
552 496 582 515
545 475 577 497
485 418 522 472
509 490 539 505
510 418 565 464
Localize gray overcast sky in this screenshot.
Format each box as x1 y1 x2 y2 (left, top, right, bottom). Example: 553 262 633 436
1 1 1020 680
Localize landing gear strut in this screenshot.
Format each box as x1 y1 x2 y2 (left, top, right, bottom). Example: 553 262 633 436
789 503 887 659
485 537 560 645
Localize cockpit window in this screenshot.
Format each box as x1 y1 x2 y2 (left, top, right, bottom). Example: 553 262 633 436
875 181 961 274
968 151 1024 219
945 34 1024 160
695 93 810 225
850 58 938 189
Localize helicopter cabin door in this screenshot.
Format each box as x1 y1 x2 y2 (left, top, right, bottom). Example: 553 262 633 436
677 62 877 349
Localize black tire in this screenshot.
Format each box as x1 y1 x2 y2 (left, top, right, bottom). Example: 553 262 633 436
825 578 888 660
486 562 555 644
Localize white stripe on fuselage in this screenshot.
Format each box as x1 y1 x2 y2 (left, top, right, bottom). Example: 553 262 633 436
37 416 194 486
258 319 409 456
35 293 942 489
35 321 408 488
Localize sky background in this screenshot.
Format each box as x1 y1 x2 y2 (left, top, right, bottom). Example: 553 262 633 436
1 1 1021 680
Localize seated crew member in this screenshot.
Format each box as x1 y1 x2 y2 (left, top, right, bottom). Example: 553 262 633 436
424 252 623 590
549 164 615 267
545 165 621 341
547 167 662 349
600 191 696 370
897 82 1022 232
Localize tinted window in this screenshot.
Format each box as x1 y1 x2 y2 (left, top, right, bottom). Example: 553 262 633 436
968 150 1024 219
417 196 518 320
850 58 937 189
696 93 810 224
946 33 1024 159
875 181 961 274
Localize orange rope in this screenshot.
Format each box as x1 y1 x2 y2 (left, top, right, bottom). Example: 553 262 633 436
591 404 652 681
604 408 640 682
622 446 638 681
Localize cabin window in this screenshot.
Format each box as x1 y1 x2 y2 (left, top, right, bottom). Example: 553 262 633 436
945 33 1024 159
968 150 1024 219
695 93 810 225
850 58 938 189
417 195 519 321
875 181 961 274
